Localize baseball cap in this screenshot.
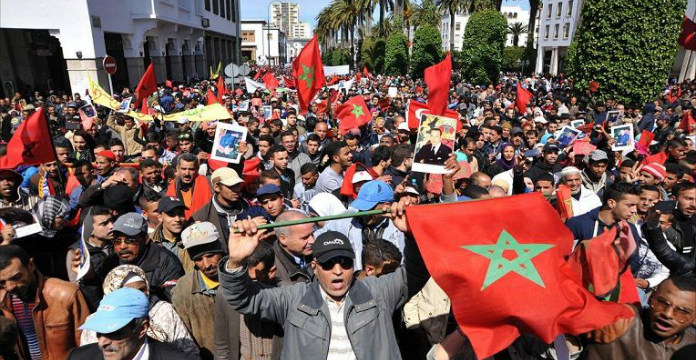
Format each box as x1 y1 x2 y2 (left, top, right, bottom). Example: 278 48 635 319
182 222 223 260
350 180 394 211
352 171 373 184
543 143 560 153
157 196 188 214
211 167 244 187
112 213 148 237
587 149 609 162
312 231 355 263
79 288 149 334
257 184 282 198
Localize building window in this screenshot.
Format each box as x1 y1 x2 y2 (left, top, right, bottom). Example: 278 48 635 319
205 0 210 11
557 2 562 17
563 23 570 38
513 13 518 18
568 0 573 16
547 4 552 18
213 0 218 14
220 0 225 18
455 22 461 31
226 0 231 20
545 25 550 39
554 24 559 39
230 0 236 21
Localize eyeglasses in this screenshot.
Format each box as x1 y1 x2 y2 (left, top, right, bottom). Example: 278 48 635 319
319 257 354 271
649 296 694 324
112 237 140 245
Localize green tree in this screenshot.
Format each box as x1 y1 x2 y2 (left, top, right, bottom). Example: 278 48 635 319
501 46 525 72
359 37 375 71
565 0 686 105
373 38 387 74
459 10 507 85
507 22 527 47
410 25 443 78
411 0 441 28
384 30 409 75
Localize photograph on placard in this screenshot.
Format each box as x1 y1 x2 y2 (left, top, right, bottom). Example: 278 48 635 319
611 123 635 151
412 114 457 174
570 120 585 129
211 122 248 164
606 110 622 124
556 126 582 147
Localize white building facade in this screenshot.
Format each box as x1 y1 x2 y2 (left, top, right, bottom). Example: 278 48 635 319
534 0 582 75
292 22 313 40
440 5 531 52
0 0 241 97
270 2 299 39
241 20 287 66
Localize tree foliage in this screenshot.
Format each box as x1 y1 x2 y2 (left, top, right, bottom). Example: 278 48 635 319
322 48 351 66
459 10 507 85
565 0 686 106
373 38 387 74
501 46 525 72
384 30 409 75
410 25 443 78
411 0 441 28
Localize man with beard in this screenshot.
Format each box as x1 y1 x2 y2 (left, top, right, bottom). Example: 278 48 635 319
581 150 612 197
0 245 89 359
166 153 212 219
317 140 353 194
583 276 695 360
0 169 38 211
139 158 165 194
152 197 193 272
524 143 564 183
97 213 184 301
559 166 602 217
172 222 227 359
28 160 65 197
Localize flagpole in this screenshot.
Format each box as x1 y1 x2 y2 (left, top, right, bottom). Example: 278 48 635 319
40 107 65 185
235 209 388 232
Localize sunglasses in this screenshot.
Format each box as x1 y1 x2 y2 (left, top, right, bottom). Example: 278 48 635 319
650 296 694 324
319 257 354 271
112 237 140 245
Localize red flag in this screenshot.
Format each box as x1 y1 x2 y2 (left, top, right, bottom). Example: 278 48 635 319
0 108 55 169
636 130 655 156
336 95 371 135
217 76 227 103
339 162 367 199
423 52 452 116
207 89 219 105
135 63 157 106
316 99 328 115
362 66 370 78
405 193 634 359
292 35 325 112
329 89 339 105
262 72 279 91
165 79 173 88
356 72 362 83
328 74 339 85
678 110 695 132
555 184 574 222
588 80 600 93
406 100 460 130
284 75 296 89
515 82 534 114
254 68 265 80
78 108 96 131
678 15 696 51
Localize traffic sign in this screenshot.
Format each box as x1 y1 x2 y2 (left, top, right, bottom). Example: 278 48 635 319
103 55 117 75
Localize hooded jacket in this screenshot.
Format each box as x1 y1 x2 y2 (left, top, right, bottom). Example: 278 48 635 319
637 103 656 132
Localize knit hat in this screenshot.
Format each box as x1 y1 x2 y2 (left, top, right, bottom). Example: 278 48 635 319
641 163 666 181
97 150 117 161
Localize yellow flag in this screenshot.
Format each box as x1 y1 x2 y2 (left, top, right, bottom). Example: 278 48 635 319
161 103 231 122
87 75 153 121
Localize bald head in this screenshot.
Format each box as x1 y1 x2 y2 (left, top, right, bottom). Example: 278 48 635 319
470 172 492 189
275 210 315 257
275 210 309 238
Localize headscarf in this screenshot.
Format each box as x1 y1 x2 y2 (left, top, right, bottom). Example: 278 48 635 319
307 193 347 217
33 196 68 237
495 143 516 171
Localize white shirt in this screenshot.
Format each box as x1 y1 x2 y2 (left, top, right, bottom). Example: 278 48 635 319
320 287 356 360
132 337 150 360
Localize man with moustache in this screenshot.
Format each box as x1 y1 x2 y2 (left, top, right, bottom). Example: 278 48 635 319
96 213 184 301
151 197 192 272
166 153 212 219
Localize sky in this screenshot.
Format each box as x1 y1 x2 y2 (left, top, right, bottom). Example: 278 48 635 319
239 0 531 29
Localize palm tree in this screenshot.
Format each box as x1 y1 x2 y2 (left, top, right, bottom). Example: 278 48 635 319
507 22 527 47
438 0 469 52
526 0 542 47
411 0 440 28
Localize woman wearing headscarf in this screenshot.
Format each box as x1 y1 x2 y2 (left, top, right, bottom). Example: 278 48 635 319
487 143 517 177
79 264 200 358
307 192 347 229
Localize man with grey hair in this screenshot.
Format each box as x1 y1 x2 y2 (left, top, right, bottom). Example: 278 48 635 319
272 209 315 286
560 166 602 217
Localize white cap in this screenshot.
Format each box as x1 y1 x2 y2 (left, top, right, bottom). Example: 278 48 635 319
352 171 373 184
397 122 410 131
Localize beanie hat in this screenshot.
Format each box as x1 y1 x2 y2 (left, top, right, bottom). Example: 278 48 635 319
641 163 666 181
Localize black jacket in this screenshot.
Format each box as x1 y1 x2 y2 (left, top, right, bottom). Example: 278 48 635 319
67 339 187 360
524 160 563 183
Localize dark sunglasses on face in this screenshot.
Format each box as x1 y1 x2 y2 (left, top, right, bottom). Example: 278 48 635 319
319 257 354 271
112 237 140 245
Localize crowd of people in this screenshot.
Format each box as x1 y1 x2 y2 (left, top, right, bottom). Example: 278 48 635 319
0 66 694 360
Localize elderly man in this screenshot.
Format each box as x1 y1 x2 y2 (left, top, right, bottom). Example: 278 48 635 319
68 288 187 359
560 166 602 217
273 210 316 285
1 245 89 359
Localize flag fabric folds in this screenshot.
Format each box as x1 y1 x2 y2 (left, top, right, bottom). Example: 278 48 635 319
336 95 371 135
262 72 279 92
292 35 325 112
244 77 267 94
423 52 452 116
135 63 157 106
515 82 534 114
678 15 696 51
0 108 55 169
216 75 227 103
405 193 635 359
406 100 460 130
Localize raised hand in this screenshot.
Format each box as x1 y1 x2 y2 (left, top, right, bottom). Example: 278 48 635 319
227 219 267 269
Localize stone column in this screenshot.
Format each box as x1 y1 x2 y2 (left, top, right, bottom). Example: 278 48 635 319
183 55 196 80
66 58 108 95
549 47 559 76
195 56 206 79
168 54 184 82
534 46 544 75
149 56 167 83
125 57 145 89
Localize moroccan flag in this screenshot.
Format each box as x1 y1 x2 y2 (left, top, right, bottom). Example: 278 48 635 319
262 72 279 91
328 74 339 85
316 99 328 115
423 52 452 116
405 193 635 359
678 15 696 51
406 100 460 130
292 35 325 112
515 82 533 114
678 110 695 132
0 108 55 169
217 75 227 103
165 79 173 88
135 63 157 107
207 89 219 105
284 75 296 89
636 130 655 156
254 67 265 80
336 95 371 135
362 66 370 78
555 184 573 222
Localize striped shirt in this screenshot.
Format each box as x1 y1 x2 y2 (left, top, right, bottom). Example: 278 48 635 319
11 295 41 359
320 288 356 360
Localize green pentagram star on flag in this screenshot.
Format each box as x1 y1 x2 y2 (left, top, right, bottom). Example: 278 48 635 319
298 64 314 88
462 230 554 290
351 103 364 119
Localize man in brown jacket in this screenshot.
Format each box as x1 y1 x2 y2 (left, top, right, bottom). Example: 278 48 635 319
0 245 89 360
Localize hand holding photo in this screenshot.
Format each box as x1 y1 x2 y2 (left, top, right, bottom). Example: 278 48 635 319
611 123 635 151
210 122 248 164
555 126 582 147
412 114 457 174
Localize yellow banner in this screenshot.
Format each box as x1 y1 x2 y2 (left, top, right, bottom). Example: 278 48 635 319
87 75 231 122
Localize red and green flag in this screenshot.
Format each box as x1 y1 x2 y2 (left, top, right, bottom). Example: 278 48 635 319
292 34 325 112
336 95 371 135
405 193 634 359
423 52 452 116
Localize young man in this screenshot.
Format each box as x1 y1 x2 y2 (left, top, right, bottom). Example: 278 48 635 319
316 140 353 194
383 144 413 188
172 222 227 359
140 158 165 194
281 130 311 184
293 163 319 211
256 184 287 221
356 239 403 280
0 169 38 211
1 245 90 359
152 197 192 272
268 145 295 198
581 150 612 197
166 153 212 218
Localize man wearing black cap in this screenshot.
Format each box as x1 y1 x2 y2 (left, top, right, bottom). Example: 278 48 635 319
0 169 37 211
219 198 429 359
97 213 184 301
152 196 192 271
524 143 564 183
